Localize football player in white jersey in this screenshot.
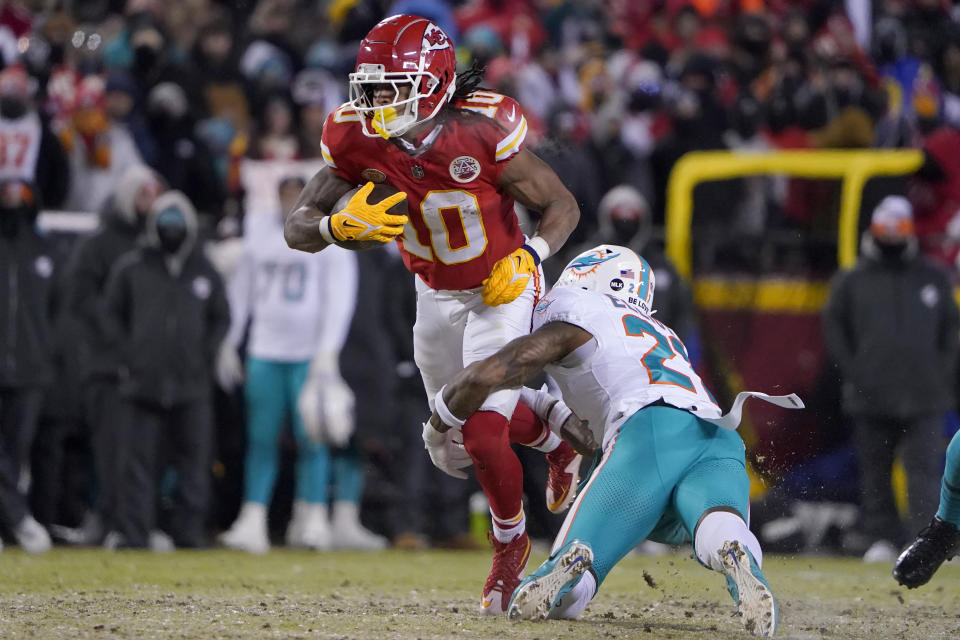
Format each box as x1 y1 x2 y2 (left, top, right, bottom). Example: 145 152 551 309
426 245 804 637
218 176 385 553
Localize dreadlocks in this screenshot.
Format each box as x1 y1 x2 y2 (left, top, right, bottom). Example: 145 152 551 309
452 60 487 100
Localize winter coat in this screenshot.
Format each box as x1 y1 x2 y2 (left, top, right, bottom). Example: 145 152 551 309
0 227 56 387
824 249 960 419
64 165 157 380
103 191 229 408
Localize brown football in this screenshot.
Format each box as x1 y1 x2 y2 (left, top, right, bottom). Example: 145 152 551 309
331 182 408 251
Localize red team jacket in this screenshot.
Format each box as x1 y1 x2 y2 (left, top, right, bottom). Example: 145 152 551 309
320 91 528 291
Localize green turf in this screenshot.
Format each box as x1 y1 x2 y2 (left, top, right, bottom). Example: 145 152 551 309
1 548 959 639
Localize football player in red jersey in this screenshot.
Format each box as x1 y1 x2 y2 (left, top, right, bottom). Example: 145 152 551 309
284 14 582 614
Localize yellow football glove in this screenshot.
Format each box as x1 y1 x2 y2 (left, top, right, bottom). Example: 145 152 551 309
481 243 542 306
322 182 408 244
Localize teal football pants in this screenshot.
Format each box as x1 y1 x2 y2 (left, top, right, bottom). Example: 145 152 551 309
553 405 750 583
243 358 329 505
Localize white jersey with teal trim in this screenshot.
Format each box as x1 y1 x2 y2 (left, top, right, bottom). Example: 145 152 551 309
533 286 721 448
226 216 357 362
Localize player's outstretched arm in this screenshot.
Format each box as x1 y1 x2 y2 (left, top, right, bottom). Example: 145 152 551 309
498 148 580 256
430 321 593 431
283 166 356 253
479 149 582 306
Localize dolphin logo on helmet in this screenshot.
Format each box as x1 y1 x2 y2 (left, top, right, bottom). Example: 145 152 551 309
567 249 622 276
555 244 655 315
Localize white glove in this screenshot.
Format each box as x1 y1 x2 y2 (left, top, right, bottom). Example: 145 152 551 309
215 341 244 391
422 421 473 479
520 386 572 433
520 386 597 456
297 355 356 446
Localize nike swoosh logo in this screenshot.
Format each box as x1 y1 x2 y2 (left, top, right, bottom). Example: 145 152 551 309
514 256 523 269
481 597 494 608
506 105 516 122
341 220 365 229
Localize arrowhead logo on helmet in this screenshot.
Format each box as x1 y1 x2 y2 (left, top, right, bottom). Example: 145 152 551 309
423 24 450 50
348 15 458 139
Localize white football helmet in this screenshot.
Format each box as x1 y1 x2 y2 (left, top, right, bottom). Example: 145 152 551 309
554 244 655 314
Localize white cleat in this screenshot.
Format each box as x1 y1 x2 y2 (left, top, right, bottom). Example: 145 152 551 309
14 515 51 553
719 540 778 637
219 503 270 554
331 502 387 551
219 524 269 554
508 540 593 621
102 530 124 551
148 529 175 553
331 521 387 550
287 502 331 550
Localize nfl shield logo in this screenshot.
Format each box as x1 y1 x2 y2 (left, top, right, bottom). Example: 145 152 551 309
411 165 425 179
449 156 481 183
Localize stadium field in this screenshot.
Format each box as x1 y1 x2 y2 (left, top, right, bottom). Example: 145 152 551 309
1 548 957 639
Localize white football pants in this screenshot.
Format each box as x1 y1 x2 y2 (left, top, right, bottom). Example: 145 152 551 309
412 270 542 418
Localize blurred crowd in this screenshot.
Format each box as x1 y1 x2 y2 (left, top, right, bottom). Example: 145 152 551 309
0 0 957 262
1 0 960 553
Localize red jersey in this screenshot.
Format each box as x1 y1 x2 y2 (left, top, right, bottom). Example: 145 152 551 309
320 91 528 290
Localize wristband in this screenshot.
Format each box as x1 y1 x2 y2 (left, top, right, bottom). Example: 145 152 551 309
545 398 573 433
422 420 445 445
318 216 336 243
434 385 466 429
525 235 551 264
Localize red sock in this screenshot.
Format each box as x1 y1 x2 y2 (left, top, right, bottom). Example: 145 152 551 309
508 402 547 445
510 402 564 453
461 410 523 521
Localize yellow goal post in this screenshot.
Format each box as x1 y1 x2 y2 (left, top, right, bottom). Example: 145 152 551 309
664 149 924 279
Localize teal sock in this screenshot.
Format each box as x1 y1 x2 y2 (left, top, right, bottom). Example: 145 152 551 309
331 448 364 503
244 446 278 505
288 360 330 504
243 358 286 504
292 416 330 504
936 431 960 527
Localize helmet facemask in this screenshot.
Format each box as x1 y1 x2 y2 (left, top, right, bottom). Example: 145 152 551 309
349 63 454 139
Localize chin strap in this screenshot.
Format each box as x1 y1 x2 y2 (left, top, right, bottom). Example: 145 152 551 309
371 106 398 139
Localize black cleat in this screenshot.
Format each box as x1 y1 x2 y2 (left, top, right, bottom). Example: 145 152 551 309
893 517 960 589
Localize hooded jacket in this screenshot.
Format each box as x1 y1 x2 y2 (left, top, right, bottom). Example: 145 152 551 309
824 243 960 419
103 190 230 408
0 216 56 387
64 164 158 380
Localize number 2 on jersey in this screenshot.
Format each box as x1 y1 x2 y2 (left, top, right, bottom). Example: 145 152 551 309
402 190 488 264
622 315 696 392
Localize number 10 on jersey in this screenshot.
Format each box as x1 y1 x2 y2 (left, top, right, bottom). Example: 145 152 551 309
402 189 488 264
